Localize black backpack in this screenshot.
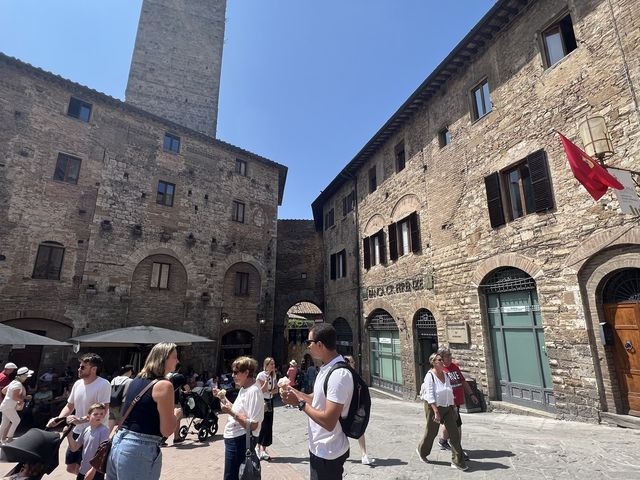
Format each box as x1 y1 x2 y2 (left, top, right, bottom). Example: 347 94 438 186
323 361 371 439
110 381 127 407
295 368 304 387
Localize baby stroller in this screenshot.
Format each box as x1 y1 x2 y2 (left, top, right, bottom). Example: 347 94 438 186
0 418 73 479
178 386 220 441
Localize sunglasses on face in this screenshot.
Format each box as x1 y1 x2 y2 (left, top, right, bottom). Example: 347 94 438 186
78 365 91 371
304 339 318 346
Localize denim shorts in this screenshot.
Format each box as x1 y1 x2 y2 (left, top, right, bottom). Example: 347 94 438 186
106 429 163 480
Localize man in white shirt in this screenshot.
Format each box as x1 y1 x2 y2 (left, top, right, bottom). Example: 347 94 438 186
108 364 134 429
47 353 111 475
282 323 353 480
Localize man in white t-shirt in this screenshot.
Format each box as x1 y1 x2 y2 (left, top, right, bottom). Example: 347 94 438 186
47 353 111 475
108 364 134 429
282 323 353 480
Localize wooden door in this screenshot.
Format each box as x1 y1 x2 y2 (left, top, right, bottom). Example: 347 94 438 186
604 303 640 416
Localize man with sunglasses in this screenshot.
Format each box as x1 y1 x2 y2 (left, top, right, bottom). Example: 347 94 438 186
281 323 353 480
48 353 111 475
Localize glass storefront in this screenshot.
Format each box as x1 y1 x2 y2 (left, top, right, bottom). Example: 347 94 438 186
368 310 403 394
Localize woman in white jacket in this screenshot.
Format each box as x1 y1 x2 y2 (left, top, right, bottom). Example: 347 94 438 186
0 366 33 444
416 353 467 471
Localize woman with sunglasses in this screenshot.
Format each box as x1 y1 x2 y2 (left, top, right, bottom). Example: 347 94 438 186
416 353 468 471
217 356 264 480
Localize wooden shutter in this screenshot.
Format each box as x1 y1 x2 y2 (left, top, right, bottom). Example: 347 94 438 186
409 212 421 253
363 238 371 270
379 230 387 264
341 250 347 277
484 172 506 228
528 150 555 212
342 197 347 216
389 223 398 261
330 253 336 279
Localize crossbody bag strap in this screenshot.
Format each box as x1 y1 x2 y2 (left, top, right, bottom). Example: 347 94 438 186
245 422 252 456
111 379 159 438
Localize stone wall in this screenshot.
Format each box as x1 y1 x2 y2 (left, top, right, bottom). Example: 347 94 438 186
318 0 640 421
0 54 285 374
126 0 226 137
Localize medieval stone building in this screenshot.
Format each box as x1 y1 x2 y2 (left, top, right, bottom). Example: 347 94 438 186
0 0 287 374
313 0 640 423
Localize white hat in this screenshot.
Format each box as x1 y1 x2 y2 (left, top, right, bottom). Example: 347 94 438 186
17 367 33 377
289 360 297 367
4 362 18 370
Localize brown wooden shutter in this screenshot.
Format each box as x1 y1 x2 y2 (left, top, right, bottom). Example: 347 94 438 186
484 172 506 228
341 250 347 277
330 253 336 279
363 238 371 270
389 223 398 261
379 230 387 264
342 197 347 216
528 150 555 213
409 212 421 252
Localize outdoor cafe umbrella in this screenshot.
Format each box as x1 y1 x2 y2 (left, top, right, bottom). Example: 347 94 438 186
67 325 215 347
0 323 72 346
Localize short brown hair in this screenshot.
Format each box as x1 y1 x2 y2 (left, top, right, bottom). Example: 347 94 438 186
88 403 107 415
232 356 258 378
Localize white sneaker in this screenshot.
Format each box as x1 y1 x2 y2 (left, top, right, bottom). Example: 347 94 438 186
361 454 375 465
451 463 469 471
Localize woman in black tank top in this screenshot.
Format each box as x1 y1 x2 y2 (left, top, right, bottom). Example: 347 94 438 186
106 343 178 480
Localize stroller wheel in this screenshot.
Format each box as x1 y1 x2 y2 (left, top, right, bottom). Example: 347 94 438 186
197 428 208 442
208 421 218 436
179 425 189 440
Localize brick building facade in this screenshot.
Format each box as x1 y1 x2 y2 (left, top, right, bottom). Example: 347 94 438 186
0 51 286 374
313 0 640 422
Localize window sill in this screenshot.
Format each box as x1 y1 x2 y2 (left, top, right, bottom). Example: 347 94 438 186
542 48 577 73
470 109 493 126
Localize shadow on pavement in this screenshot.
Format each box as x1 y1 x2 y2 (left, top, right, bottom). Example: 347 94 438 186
467 460 511 471
467 449 515 459
269 456 309 465
346 458 408 467
172 439 222 449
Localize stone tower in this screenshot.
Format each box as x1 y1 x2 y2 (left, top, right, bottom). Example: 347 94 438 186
125 0 226 138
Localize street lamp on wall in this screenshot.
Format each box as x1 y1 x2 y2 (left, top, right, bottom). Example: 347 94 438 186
579 117 614 164
221 312 230 325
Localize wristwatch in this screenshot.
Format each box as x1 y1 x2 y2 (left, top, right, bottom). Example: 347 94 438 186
297 400 306 411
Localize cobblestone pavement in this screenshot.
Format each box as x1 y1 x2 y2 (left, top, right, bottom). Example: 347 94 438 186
18 394 640 479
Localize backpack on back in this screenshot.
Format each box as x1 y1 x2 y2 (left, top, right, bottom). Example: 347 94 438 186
323 361 371 439
295 368 304 388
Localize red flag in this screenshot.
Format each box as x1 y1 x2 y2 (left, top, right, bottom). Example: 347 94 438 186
558 132 623 201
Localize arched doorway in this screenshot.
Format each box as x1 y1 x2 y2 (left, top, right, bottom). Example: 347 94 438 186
481 267 554 411
414 309 438 386
333 318 353 357
367 309 403 395
602 268 640 416
219 330 253 374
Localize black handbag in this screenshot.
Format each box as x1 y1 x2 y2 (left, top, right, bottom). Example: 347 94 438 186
90 379 158 473
238 424 261 480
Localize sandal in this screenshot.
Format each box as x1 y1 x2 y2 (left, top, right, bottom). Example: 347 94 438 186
260 452 271 461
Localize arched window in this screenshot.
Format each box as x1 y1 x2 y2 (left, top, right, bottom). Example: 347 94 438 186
32 241 65 280
603 269 640 303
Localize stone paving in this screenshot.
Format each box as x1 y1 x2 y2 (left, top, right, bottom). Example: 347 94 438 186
15 394 640 479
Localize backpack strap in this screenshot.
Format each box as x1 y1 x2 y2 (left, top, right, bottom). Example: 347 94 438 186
323 361 351 396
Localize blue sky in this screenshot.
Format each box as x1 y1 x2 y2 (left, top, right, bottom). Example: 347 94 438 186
0 0 495 219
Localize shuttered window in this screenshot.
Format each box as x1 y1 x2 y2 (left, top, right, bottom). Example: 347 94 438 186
363 229 386 270
484 149 554 228
388 212 420 261
330 250 347 279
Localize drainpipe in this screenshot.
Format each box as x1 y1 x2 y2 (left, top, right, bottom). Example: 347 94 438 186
351 176 364 376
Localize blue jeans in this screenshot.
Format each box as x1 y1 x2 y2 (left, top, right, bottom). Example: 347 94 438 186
106 429 163 480
224 434 257 480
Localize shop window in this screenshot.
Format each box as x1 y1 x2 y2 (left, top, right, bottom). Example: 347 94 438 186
150 262 170 289
53 153 82 184
484 149 554 228
363 229 386 269
542 14 577 67
388 212 421 261
32 242 65 280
